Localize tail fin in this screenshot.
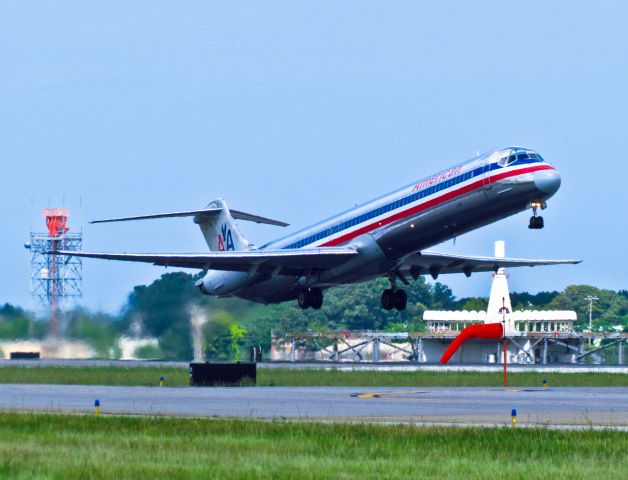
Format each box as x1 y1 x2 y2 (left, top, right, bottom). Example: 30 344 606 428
198 199 254 251
89 199 288 252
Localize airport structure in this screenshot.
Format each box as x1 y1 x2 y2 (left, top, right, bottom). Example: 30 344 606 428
273 242 626 365
24 208 82 337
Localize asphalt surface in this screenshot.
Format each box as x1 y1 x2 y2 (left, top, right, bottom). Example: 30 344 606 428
2 359 627 373
1 384 626 428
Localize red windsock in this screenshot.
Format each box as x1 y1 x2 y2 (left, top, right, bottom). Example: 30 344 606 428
440 322 504 364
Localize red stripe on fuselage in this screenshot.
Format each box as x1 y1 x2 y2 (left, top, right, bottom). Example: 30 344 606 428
319 164 554 247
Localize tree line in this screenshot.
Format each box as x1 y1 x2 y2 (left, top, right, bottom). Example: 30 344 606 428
0 272 626 360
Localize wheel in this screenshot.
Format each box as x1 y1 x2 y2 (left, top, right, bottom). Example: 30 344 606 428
381 289 395 310
311 288 323 309
529 216 541 229
297 290 310 309
394 289 407 311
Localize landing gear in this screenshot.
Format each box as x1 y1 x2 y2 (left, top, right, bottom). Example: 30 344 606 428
381 289 395 310
381 288 407 311
381 271 408 311
528 202 545 229
528 216 544 229
297 287 323 309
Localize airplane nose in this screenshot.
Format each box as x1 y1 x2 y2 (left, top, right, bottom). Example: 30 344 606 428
534 168 561 195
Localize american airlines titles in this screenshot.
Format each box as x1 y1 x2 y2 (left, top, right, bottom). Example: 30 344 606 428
411 164 463 192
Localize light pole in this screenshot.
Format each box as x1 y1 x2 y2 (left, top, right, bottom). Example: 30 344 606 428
585 295 599 338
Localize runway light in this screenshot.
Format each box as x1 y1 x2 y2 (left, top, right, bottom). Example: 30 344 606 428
160 376 164 387
511 408 517 427
543 378 547 389
94 399 100 416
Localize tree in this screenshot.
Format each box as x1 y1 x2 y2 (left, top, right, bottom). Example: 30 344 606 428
510 291 560 310
0 303 47 339
459 297 488 311
66 308 120 357
550 286 627 331
204 311 247 361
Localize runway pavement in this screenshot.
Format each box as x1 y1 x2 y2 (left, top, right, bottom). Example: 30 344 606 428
2 359 627 373
1 384 626 428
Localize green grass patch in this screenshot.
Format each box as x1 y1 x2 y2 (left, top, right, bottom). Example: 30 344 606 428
0 365 626 387
0 412 625 479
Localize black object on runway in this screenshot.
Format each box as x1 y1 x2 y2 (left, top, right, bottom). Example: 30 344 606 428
189 362 256 386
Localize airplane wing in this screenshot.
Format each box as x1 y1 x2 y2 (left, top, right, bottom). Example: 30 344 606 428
399 250 582 279
53 247 357 276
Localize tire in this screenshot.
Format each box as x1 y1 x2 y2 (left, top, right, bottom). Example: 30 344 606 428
381 289 395 310
297 291 310 309
529 216 540 229
311 288 323 309
394 289 407 311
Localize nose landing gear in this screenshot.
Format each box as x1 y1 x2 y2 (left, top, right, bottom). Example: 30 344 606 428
297 287 323 309
528 202 545 229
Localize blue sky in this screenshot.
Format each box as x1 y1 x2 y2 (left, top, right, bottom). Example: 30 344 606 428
1 1 626 313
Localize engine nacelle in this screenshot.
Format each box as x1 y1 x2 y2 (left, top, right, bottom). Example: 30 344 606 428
197 270 252 296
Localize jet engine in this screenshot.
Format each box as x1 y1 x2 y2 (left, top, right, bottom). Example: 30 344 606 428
196 270 252 296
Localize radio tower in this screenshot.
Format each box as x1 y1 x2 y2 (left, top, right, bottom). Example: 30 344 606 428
24 208 82 338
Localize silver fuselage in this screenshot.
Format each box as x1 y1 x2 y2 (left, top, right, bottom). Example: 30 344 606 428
208 147 561 303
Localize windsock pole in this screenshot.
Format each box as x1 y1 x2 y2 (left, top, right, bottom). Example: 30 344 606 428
503 338 508 387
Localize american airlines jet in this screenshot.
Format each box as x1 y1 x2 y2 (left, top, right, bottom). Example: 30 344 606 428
58 147 579 311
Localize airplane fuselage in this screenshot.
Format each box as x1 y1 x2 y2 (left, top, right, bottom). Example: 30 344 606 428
227 147 561 303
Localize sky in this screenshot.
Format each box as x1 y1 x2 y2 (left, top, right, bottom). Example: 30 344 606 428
1 1 627 313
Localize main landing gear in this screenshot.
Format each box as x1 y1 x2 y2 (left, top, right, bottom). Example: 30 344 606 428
297 287 323 309
381 272 408 311
528 201 545 229
381 288 407 311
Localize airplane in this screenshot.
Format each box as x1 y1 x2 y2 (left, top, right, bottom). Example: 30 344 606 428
57 146 580 311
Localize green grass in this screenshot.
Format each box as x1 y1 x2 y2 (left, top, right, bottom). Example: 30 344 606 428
0 365 626 387
0 412 625 479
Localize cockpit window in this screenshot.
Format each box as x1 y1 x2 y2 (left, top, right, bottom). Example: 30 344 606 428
517 153 529 161
529 153 538 159
498 156 508 166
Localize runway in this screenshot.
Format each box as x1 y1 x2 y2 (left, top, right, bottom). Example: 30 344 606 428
2 359 627 373
1 384 626 428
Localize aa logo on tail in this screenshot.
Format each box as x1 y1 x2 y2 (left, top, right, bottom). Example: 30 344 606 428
217 223 235 251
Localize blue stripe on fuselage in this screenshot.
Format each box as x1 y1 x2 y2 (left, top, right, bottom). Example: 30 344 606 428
277 157 541 250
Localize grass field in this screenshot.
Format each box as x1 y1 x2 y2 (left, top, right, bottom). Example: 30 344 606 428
0 412 625 479
0 365 626 387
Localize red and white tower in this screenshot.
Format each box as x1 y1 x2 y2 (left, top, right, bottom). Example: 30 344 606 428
25 208 82 337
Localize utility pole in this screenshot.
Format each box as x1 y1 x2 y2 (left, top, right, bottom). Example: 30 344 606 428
584 295 599 345
585 295 599 332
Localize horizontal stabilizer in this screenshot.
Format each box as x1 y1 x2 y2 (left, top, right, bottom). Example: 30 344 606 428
52 247 357 276
90 208 288 227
